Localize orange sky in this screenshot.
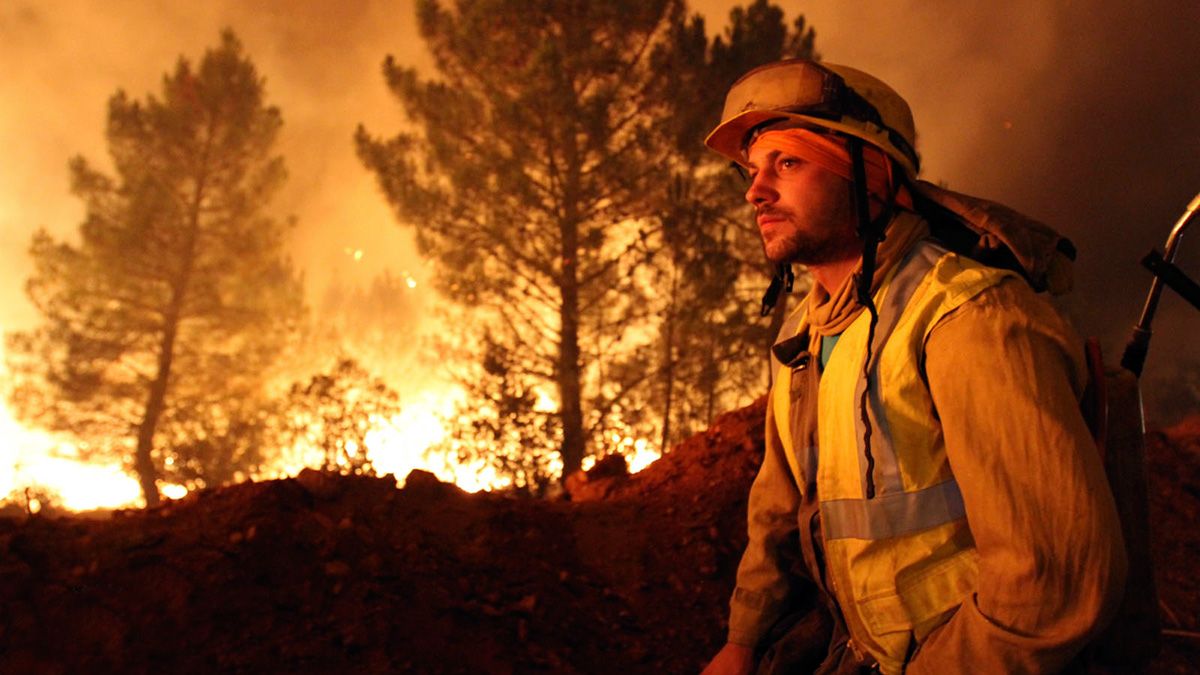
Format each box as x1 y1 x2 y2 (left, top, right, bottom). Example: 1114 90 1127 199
0 0 433 331
3 0 1199 418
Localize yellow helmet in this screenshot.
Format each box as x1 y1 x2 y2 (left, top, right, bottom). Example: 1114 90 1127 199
704 59 920 176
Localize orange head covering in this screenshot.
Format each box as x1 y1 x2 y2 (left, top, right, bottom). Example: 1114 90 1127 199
751 128 913 211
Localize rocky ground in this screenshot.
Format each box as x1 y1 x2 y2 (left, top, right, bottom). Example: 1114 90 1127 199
0 400 1197 674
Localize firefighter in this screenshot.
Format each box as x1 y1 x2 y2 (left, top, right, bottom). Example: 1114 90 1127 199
701 60 1127 674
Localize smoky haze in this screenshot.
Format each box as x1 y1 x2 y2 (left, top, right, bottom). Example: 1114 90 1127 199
3 1 1199 421
0 0 433 332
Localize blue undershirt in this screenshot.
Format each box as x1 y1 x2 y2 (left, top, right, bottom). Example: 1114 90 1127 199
819 333 842 370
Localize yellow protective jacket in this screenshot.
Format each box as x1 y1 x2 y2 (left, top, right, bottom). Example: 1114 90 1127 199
728 238 1127 674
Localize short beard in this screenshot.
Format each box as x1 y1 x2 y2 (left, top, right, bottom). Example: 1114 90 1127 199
763 231 853 266
759 204 860 266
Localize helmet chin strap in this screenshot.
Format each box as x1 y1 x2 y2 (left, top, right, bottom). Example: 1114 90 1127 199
847 135 900 500
848 136 878 498
849 136 886 305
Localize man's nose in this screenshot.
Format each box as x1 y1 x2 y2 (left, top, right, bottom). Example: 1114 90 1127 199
745 172 776 206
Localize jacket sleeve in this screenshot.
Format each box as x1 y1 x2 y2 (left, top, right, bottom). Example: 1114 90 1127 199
727 383 806 647
907 278 1127 674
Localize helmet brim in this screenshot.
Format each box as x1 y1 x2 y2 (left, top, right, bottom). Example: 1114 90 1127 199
704 109 918 177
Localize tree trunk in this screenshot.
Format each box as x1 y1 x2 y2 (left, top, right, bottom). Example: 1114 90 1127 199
556 116 588 481
137 162 207 507
660 265 679 452
134 322 179 507
558 222 585 479
134 244 196 508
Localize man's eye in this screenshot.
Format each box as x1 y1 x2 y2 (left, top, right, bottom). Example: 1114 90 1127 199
778 157 800 171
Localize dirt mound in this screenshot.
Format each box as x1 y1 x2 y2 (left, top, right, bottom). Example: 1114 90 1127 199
0 400 1196 674
1146 414 1200 672
0 400 765 674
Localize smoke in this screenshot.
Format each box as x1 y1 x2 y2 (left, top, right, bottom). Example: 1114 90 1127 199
0 0 432 331
3 0 1199 420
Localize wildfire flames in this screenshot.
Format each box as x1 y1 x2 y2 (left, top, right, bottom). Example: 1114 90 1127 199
2 409 136 512
0 388 454 511
267 384 513 492
0 333 174 510
1 356 662 511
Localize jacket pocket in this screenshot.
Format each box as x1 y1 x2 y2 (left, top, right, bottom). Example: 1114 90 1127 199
853 589 912 675
894 548 977 641
857 586 908 636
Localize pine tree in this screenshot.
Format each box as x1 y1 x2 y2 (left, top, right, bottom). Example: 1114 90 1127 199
6 31 304 506
357 0 817 480
358 0 687 479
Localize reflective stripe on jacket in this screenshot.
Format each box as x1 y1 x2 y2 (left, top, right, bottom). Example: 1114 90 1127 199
771 241 1017 674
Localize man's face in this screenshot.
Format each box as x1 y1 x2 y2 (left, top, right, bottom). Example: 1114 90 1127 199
744 138 859 266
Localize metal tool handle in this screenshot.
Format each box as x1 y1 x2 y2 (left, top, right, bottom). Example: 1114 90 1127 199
1120 191 1200 376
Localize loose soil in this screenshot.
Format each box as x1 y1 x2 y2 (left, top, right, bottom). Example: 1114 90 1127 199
1 400 1196 674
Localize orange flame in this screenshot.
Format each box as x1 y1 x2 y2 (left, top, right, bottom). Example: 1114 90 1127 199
2 357 661 510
